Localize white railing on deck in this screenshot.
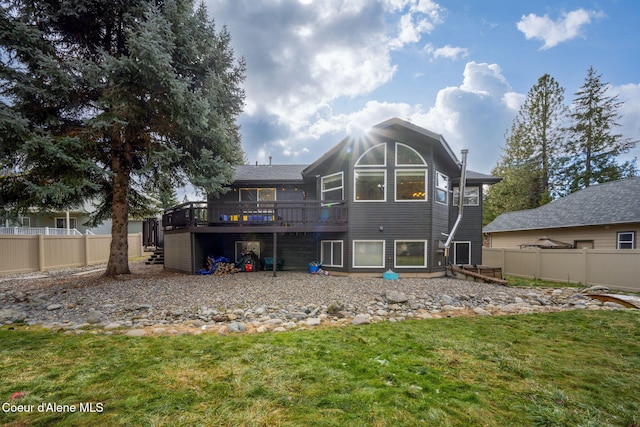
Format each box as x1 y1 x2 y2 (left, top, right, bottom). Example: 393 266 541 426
0 227 83 236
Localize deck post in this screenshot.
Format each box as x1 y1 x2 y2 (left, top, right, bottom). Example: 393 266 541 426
272 232 278 277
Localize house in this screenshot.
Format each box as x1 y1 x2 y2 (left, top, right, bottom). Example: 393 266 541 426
483 177 640 250
162 118 500 275
1 203 145 236
2 206 92 235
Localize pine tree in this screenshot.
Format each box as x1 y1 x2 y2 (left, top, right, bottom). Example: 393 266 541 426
484 74 567 223
564 66 638 192
0 0 245 275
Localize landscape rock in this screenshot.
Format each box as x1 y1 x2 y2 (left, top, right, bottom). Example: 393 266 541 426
228 321 247 333
473 307 491 316
0 261 635 336
351 314 371 325
85 309 107 324
306 318 322 326
384 290 408 304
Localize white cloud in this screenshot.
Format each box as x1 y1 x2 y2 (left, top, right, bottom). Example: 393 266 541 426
517 8 603 50
288 62 520 172
408 62 519 171
388 1 444 49
424 43 469 60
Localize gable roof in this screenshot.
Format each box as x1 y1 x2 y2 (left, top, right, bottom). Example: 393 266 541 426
233 164 306 183
483 177 640 233
302 117 460 177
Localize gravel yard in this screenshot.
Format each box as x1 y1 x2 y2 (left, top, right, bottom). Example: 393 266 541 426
0 260 626 335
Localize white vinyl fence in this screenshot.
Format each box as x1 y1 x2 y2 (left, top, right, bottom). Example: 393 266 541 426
0 233 143 275
483 247 640 292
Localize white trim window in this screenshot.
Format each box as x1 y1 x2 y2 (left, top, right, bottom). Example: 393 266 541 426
395 142 426 166
354 170 386 202
394 240 427 268
355 143 386 167
436 172 448 204
321 240 343 267
453 241 471 265
321 172 344 201
452 186 480 206
617 231 635 249
353 240 385 268
395 170 427 201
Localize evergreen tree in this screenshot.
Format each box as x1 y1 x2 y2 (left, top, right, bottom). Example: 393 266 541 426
484 74 567 223
0 0 245 275
564 66 638 192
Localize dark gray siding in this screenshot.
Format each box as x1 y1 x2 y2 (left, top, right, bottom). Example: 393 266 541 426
449 185 485 265
344 133 459 273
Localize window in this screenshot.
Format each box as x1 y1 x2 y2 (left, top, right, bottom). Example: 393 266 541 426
354 170 386 201
239 188 276 202
452 186 480 206
353 240 385 268
321 240 343 267
21 217 30 227
395 170 427 201
453 241 471 265
321 172 344 201
617 232 635 249
395 240 427 268
235 241 260 261
436 172 448 204
56 217 77 229
355 143 386 167
395 143 426 166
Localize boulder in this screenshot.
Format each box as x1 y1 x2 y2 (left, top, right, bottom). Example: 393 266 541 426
384 290 408 304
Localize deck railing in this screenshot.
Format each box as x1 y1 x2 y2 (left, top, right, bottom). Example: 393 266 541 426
0 226 83 236
162 201 347 229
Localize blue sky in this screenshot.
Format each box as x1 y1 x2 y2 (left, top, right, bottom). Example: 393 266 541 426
204 0 640 174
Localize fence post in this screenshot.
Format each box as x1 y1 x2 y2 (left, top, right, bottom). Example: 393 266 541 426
38 234 45 271
582 248 588 285
84 234 90 266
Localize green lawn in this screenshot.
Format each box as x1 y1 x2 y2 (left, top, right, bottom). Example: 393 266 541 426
1 310 639 426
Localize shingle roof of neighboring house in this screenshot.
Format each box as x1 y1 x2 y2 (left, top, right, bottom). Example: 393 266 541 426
483 177 640 233
233 164 307 183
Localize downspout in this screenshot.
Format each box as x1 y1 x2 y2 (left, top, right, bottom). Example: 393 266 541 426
444 149 468 266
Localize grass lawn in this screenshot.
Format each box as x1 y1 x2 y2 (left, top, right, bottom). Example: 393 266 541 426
1 310 639 426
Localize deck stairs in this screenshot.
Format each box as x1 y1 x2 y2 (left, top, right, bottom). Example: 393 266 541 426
145 248 164 265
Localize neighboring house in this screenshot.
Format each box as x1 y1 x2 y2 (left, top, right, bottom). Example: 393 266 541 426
162 118 500 275
483 177 640 250
2 207 92 235
2 203 144 236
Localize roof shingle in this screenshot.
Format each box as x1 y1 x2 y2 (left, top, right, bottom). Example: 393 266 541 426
483 177 640 233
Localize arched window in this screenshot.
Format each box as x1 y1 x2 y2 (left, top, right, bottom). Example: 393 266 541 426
395 143 427 201
355 143 386 167
395 143 426 166
354 143 386 202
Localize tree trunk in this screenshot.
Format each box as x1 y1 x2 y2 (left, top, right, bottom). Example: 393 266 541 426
105 140 133 276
